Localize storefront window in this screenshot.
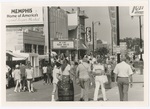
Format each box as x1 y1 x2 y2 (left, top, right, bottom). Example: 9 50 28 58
38 45 44 55
33 45 37 53
24 43 32 53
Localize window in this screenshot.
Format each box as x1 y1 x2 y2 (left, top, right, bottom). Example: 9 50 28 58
33 45 37 53
38 45 44 55
24 44 32 53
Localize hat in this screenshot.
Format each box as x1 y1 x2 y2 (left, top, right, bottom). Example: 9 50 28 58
15 64 19 68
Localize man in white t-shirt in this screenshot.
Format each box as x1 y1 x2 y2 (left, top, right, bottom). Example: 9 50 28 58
113 55 133 101
42 64 48 84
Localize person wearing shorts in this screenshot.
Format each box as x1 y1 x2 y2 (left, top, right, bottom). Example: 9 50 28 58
12 65 22 92
25 61 34 93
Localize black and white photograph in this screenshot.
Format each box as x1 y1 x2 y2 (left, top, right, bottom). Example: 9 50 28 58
0 0 149 107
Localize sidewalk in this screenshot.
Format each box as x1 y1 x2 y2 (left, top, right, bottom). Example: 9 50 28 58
6 74 144 101
98 73 144 101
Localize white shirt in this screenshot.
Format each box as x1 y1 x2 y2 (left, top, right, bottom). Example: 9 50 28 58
114 61 133 77
53 67 61 84
26 68 34 79
91 58 97 64
61 64 71 75
42 66 47 74
93 64 104 75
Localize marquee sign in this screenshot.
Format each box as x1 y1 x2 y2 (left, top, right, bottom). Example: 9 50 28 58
52 41 74 49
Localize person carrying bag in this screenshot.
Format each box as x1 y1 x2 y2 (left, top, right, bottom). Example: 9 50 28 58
92 58 108 101
76 55 91 101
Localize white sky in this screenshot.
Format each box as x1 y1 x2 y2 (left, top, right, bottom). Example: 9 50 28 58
62 7 143 44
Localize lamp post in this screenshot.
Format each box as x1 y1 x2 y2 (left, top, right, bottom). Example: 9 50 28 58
47 6 51 65
92 21 100 54
131 15 143 61
116 6 120 63
139 16 143 61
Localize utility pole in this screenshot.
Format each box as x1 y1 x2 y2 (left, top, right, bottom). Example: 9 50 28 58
92 21 94 53
116 6 120 63
139 16 143 61
47 6 51 65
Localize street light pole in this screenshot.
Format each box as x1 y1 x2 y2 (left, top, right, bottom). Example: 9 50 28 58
92 22 94 53
139 16 143 61
47 6 51 65
116 6 120 63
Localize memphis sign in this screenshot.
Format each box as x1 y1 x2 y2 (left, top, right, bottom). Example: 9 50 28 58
6 7 43 25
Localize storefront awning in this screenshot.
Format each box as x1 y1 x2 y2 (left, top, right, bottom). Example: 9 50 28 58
68 25 77 30
78 43 87 50
6 51 25 58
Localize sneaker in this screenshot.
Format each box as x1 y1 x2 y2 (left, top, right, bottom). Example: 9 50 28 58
29 90 31 93
51 99 55 102
103 99 109 101
79 98 84 101
14 90 17 93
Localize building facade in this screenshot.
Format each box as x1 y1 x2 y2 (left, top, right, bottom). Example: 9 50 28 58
68 8 88 60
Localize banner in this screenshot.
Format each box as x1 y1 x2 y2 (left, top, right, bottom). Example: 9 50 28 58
130 6 144 16
86 27 91 42
6 7 43 25
108 6 117 45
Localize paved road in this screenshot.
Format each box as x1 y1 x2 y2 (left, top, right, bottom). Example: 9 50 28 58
6 74 144 101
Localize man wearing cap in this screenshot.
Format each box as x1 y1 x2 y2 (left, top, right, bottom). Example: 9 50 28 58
113 55 133 101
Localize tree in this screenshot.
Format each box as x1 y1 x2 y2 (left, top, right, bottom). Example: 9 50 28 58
95 47 109 57
120 37 144 51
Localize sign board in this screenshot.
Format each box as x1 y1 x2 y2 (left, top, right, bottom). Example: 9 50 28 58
116 46 120 54
68 11 78 26
6 7 43 25
130 6 144 16
53 41 74 49
86 27 91 42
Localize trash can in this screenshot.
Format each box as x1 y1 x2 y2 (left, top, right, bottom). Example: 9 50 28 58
57 75 74 101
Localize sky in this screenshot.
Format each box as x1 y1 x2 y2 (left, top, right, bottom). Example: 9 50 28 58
62 7 143 44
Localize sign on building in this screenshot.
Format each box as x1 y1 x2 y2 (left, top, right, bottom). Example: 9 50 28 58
6 7 43 25
52 41 74 49
108 6 117 45
86 27 91 42
130 6 144 16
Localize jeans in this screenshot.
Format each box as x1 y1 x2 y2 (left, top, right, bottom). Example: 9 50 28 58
79 78 90 101
117 77 129 101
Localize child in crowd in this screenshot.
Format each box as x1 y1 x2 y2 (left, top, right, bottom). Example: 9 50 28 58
25 61 34 93
51 62 61 101
12 65 22 92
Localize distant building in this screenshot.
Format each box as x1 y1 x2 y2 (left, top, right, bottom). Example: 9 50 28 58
67 7 88 60
96 39 108 49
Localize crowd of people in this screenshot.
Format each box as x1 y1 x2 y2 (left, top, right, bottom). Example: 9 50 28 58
6 61 35 93
6 52 136 101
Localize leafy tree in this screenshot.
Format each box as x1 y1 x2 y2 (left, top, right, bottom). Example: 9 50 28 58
95 47 109 57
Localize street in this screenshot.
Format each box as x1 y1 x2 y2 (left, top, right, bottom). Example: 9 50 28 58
6 73 144 101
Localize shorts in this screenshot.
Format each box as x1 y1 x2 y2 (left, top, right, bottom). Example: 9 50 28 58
15 79 21 83
27 79 33 82
53 79 58 84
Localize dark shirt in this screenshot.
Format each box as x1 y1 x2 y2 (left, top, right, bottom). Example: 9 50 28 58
20 65 26 77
